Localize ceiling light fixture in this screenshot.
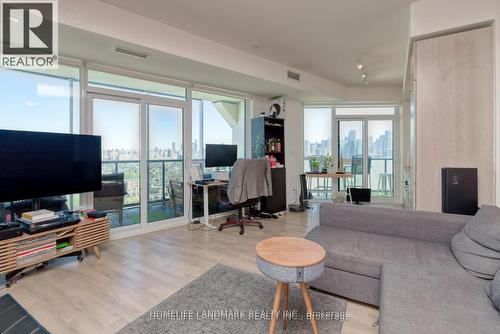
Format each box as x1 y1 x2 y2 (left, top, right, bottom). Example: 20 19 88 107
356 58 364 70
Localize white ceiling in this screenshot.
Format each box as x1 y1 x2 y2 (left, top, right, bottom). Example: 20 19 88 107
100 0 411 87
60 25 321 100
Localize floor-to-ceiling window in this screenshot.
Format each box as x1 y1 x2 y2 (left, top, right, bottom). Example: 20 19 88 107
191 91 246 171
91 97 141 228
0 61 248 233
304 107 333 199
147 104 184 223
87 66 187 229
0 63 81 221
304 105 399 202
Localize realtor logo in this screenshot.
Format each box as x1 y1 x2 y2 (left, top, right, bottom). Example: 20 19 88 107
1 0 58 68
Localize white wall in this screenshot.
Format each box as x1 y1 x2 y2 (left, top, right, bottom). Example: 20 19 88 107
410 0 500 205
284 98 304 205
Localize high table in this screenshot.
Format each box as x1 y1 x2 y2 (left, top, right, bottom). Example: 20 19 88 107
305 172 353 202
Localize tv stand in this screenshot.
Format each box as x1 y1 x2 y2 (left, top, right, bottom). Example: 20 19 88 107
0 217 110 287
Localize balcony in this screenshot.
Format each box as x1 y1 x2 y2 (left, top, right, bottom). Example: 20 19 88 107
305 156 394 199
99 159 184 228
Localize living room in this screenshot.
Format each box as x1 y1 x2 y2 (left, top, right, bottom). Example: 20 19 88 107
0 0 499 333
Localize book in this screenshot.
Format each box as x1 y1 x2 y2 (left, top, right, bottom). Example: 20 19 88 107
22 209 55 222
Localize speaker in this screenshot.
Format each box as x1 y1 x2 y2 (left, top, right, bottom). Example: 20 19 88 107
442 168 478 215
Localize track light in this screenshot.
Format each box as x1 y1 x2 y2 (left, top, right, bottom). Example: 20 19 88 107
361 72 368 80
357 62 363 70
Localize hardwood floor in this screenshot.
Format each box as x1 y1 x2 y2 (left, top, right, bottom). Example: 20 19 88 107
1 207 379 334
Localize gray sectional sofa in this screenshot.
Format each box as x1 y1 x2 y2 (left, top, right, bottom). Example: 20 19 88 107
306 203 500 334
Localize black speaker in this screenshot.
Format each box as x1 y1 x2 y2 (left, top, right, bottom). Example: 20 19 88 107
442 168 478 215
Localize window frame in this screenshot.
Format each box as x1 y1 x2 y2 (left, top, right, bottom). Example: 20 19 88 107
0 57 251 237
303 104 401 204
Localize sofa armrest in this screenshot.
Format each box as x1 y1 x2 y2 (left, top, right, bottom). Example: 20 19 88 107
319 203 470 243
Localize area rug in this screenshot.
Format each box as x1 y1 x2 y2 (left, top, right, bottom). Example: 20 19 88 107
0 293 50 333
118 264 347 334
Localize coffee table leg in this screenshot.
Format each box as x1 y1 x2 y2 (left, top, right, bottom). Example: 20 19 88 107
282 283 289 330
269 282 283 334
300 283 319 334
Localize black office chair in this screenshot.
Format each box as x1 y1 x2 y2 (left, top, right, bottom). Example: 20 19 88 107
218 159 271 235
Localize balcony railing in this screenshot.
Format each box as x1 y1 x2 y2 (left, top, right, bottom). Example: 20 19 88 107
304 156 394 198
101 159 184 207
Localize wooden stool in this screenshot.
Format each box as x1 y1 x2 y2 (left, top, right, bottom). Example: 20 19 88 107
256 237 326 334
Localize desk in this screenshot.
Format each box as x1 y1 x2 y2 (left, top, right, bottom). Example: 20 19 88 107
189 180 229 230
305 173 353 202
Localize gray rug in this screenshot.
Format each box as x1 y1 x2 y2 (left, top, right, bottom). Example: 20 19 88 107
118 264 347 334
0 294 50 333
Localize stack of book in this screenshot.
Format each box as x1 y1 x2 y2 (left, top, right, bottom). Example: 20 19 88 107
18 209 61 229
20 210 56 224
16 233 56 265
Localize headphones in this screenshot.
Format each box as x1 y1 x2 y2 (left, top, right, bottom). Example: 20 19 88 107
269 103 281 118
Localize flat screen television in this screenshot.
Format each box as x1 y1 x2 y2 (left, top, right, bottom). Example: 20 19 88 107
0 130 102 203
205 144 238 168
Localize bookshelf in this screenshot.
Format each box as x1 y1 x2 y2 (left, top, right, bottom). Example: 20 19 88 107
251 116 287 213
0 217 110 279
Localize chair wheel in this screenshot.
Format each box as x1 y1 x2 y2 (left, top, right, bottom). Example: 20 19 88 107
77 255 84 262
218 226 223 231
239 229 244 235
259 224 264 229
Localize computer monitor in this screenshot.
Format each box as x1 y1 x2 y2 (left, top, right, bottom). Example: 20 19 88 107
347 188 371 205
205 144 238 168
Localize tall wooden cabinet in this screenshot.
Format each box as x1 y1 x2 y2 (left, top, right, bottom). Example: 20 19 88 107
410 26 494 212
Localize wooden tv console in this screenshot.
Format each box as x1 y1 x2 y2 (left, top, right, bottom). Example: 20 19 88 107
0 217 110 280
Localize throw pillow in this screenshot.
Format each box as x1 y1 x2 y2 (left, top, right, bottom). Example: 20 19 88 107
451 230 500 279
451 205 500 279
464 205 500 252
486 270 500 311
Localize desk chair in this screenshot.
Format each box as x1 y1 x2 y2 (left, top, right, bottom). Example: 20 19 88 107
218 159 273 235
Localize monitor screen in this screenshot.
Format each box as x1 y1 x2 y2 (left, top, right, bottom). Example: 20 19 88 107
348 187 371 204
0 130 102 202
205 144 238 168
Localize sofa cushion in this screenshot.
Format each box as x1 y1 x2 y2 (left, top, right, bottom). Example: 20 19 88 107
306 226 464 279
486 270 500 311
464 205 500 252
451 205 500 279
451 230 500 279
380 264 500 334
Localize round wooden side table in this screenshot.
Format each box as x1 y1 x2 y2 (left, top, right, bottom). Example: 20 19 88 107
256 237 326 334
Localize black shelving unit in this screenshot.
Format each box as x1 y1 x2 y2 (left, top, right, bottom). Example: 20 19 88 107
251 116 286 213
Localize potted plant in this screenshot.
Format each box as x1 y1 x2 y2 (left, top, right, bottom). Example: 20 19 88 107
323 154 335 173
310 157 320 173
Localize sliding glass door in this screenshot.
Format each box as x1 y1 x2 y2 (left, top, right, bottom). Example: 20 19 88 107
338 120 364 189
89 94 185 229
91 96 141 228
304 105 399 202
368 120 394 197
147 104 184 223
